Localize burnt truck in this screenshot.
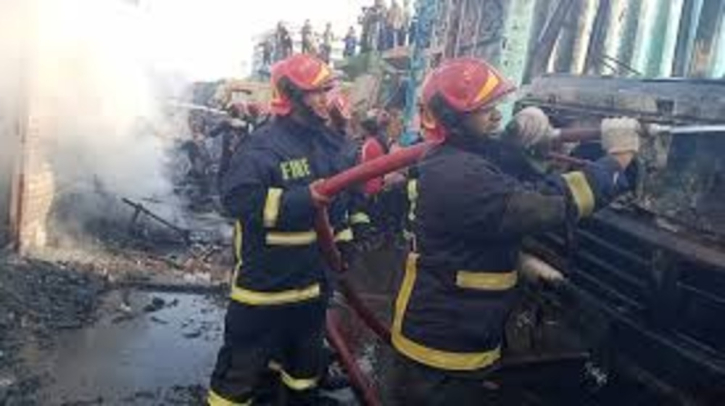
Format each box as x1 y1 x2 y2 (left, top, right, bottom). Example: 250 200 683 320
509 76 725 405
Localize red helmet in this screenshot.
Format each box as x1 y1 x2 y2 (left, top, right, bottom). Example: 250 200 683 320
326 89 352 121
270 54 336 116
420 58 515 142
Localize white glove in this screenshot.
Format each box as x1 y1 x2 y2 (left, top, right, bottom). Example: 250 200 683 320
601 117 641 154
509 107 560 148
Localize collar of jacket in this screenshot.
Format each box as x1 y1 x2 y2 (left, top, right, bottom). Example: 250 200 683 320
277 116 344 152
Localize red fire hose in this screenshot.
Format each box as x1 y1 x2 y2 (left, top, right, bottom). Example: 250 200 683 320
313 141 434 275
313 142 433 406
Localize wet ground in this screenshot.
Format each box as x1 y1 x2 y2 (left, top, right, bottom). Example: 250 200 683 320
3 290 221 405
0 244 695 406
34 292 220 405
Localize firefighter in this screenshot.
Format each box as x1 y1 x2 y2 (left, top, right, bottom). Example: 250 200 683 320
390 58 640 405
208 54 349 406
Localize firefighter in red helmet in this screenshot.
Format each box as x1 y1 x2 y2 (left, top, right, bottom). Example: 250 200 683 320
208 54 349 406
390 58 641 405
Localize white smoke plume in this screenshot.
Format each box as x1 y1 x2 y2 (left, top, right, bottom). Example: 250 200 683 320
0 0 195 246
33 0 178 201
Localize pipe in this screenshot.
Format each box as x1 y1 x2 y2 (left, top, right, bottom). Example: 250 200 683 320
616 0 643 74
660 0 685 77
313 142 433 274
326 309 381 406
316 142 433 197
672 0 705 76
532 0 577 76
570 0 599 74
313 142 434 406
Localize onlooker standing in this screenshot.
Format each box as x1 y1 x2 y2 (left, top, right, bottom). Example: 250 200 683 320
387 0 404 49
400 0 411 46
275 22 293 59
373 0 389 51
320 22 334 63
344 26 358 57
261 39 273 66
301 19 314 54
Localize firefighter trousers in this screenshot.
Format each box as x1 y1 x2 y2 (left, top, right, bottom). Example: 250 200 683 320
208 299 327 406
389 352 505 406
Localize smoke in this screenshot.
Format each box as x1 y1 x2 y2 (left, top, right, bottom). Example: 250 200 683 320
0 0 194 246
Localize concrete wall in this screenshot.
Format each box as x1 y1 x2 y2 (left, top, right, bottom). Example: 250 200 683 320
16 112 56 254
0 112 16 247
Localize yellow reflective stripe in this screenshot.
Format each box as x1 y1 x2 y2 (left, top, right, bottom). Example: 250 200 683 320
280 370 319 391
207 389 250 406
562 171 596 219
263 188 283 228
267 360 318 390
473 73 501 104
335 228 354 242
407 180 418 221
311 64 332 86
230 283 321 306
455 270 518 291
392 254 502 371
266 231 317 246
350 212 371 225
234 221 243 271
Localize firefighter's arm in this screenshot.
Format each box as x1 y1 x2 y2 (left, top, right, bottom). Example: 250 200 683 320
496 155 627 237
495 116 640 236
221 148 322 230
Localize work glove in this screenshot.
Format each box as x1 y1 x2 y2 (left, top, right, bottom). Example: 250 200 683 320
507 107 561 149
601 117 641 154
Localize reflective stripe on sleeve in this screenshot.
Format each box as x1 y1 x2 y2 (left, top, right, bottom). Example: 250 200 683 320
561 171 595 219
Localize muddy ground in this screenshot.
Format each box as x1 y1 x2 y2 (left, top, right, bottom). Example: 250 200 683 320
0 253 226 406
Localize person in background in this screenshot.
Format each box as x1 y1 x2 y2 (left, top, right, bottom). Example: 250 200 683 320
262 38 273 66
209 103 249 185
344 26 358 58
387 0 404 49
400 0 411 46
276 22 293 59
301 19 314 54
321 23 335 64
372 0 388 52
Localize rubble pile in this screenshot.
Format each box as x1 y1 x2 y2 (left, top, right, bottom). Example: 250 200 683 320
0 256 108 343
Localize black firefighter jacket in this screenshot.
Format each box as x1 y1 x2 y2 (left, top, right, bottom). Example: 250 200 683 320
393 135 628 372
220 116 353 307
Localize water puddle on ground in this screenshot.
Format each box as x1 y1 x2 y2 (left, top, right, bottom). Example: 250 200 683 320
25 291 224 405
